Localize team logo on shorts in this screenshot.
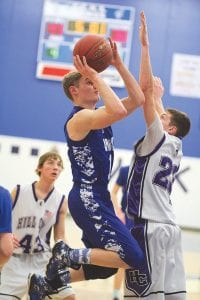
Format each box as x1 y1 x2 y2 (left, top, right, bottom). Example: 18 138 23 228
125 268 151 296
128 269 148 285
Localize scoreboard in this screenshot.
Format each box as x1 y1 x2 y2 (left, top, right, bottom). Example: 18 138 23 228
36 0 135 87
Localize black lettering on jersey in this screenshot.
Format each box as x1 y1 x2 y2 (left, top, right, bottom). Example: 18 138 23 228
17 218 23 229
17 216 37 229
32 216 36 228
22 217 27 228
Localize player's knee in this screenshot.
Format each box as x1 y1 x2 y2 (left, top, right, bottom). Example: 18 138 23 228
82 265 118 280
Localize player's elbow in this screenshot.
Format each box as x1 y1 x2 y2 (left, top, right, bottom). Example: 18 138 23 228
109 106 127 120
136 92 145 107
117 107 128 118
129 92 145 109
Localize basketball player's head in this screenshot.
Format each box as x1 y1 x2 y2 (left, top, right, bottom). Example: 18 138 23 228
62 71 82 101
62 71 99 106
161 108 191 138
35 151 64 176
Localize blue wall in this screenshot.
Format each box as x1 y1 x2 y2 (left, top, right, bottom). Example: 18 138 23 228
0 0 200 157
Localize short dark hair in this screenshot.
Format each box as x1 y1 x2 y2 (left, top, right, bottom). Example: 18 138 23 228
167 108 191 138
62 71 82 101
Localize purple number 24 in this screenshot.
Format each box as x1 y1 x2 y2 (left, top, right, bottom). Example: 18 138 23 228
153 156 179 194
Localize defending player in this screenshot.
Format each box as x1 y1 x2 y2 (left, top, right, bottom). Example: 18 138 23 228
0 152 75 300
124 12 190 299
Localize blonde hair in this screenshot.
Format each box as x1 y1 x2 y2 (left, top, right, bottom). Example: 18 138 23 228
62 71 82 101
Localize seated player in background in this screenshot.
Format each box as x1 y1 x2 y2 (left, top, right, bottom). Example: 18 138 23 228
0 152 75 300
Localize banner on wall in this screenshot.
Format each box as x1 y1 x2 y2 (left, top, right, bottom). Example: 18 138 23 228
170 53 200 98
36 0 135 87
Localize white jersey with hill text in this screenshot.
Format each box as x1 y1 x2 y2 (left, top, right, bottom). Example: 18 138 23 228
12 182 65 254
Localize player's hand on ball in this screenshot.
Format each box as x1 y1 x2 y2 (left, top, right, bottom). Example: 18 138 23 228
73 34 112 72
109 38 122 67
73 55 98 78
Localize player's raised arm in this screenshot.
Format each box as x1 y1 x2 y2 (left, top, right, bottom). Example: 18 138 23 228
66 55 127 137
109 38 145 114
74 55 126 116
139 11 156 127
153 76 165 115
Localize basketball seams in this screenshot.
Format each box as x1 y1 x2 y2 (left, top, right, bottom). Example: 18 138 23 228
82 38 105 58
73 34 112 72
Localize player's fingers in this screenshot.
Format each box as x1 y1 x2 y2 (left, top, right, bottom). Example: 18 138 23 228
108 37 113 47
73 55 78 64
73 55 83 69
113 41 117 52
141 11 145 20
82 56 88 66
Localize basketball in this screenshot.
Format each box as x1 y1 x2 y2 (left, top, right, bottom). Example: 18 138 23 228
73 35 113 73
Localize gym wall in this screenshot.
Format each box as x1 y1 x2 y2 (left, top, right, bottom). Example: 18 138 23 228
0 0 199 227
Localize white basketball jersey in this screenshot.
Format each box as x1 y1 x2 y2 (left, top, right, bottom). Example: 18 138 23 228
12 183 65 254
127 133 182 224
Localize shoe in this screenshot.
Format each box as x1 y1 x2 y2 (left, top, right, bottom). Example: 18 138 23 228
56 268 71 287
46 240 80 280
28 270 70 300
28 273 55 300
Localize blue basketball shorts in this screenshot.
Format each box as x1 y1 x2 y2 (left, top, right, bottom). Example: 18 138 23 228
68 183 144 268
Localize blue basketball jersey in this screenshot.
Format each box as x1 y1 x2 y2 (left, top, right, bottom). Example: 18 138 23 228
64 106 114 186
64 107 144 269
0 186 12 233
116 166 129 212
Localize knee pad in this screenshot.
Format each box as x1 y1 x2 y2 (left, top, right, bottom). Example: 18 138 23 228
82 264 118 280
